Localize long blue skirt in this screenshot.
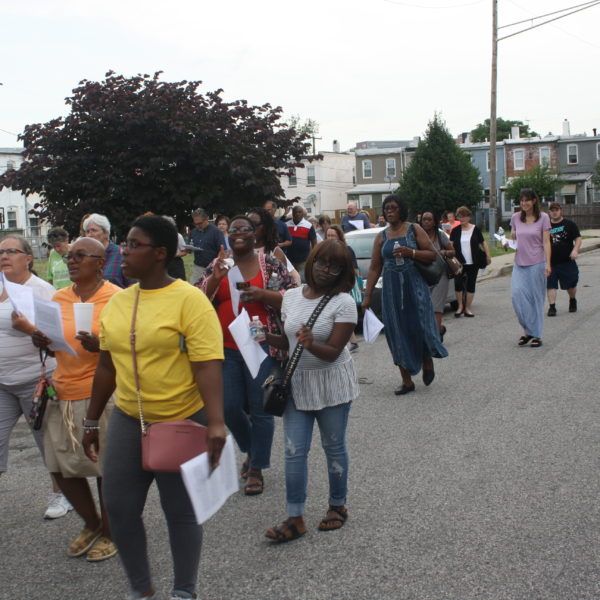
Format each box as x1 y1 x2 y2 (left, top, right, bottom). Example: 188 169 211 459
511 262 546 338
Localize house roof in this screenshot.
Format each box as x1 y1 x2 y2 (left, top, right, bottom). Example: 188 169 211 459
346 183 397 195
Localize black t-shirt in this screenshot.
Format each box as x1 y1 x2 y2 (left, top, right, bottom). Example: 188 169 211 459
549 218 580 265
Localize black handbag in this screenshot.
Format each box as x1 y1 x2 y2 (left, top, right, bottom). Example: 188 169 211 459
262 294 332 416
414 253 446 286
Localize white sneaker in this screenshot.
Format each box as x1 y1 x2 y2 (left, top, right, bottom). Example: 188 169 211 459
44 492 73 519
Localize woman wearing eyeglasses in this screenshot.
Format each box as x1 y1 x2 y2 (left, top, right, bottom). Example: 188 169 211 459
32 237 120 561
199 215 295 496
0 235 70 519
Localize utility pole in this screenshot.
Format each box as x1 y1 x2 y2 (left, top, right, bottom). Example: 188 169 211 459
489 0 498 245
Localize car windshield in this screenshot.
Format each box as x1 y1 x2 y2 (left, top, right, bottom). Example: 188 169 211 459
346 233 376 259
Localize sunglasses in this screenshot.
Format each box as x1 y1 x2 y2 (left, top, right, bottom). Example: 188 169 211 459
314 259 343 276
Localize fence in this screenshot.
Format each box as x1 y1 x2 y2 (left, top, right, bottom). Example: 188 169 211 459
0 230 48 259
556 205 600 229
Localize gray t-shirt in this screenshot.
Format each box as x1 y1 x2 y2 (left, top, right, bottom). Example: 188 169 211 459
281 286 359 410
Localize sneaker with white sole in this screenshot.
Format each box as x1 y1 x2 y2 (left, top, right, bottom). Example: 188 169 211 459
44 492 73 519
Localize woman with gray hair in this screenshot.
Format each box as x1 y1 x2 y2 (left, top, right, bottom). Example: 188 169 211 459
83 213 132 288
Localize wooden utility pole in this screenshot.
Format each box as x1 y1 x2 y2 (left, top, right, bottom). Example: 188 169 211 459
489 0 498 244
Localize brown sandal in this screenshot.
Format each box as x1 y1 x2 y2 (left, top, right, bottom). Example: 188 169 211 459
265 518 306 543
244 472 264 496
240 456 250 480
318 505 348 531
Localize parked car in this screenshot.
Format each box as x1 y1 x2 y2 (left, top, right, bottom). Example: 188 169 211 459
345 226 457 321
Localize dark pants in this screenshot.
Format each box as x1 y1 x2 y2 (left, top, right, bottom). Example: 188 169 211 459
102 406 206 597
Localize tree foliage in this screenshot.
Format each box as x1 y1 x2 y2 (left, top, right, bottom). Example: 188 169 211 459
470 118 539 143
399 114 482 216
593 161 600 187
0 72 313 238
504 165 560 204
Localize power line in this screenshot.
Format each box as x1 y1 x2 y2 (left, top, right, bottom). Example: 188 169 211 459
499 0 600 28
0 127 19 137
383 0 484 8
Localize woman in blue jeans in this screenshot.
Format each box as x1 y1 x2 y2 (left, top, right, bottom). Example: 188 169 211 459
200 216 294 495
264 240 360 543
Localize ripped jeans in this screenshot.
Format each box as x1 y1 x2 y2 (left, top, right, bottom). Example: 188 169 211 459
283 400 351 517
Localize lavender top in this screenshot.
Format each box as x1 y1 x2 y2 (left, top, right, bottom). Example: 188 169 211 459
510 211 551 266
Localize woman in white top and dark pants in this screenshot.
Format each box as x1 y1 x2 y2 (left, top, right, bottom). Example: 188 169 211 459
450 206 491 317
264 240 359 543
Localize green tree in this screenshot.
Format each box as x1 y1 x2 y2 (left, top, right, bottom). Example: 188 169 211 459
470 118 539 143
504 165 560 204
399 113 482 216
593 161 600 187
0 72 313 238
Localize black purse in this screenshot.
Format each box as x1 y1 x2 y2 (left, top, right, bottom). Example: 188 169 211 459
262 294 332 416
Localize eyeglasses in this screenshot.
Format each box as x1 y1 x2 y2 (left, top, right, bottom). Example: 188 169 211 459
0 248 26 256
63 251 102 263
119 241 156 252
228 226 254 234
383 205 399 213
314 259 343 276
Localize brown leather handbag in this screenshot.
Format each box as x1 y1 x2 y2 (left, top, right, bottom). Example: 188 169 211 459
130 290 208 472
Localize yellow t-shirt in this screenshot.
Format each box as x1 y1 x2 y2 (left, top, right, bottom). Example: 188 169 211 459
99 279 224 422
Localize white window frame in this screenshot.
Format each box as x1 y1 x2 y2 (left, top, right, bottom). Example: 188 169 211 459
306 165 316 186
362 159 372 179
385 158 396 178
486 151 490 171
596 142 600 160
358 195 372 209
567 144 578 164
7 210 17 229
539 147 550 167
513 149 525 171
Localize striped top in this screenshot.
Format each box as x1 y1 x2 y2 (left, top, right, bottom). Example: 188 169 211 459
281 286 360 411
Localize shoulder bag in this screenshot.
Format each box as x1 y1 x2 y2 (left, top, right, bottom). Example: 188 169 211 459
28 350 57 430
436 230 463 278
262 293 332 417
130 290 208 472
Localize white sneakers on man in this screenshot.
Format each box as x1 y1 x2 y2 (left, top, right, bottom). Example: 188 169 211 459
44 492 73 519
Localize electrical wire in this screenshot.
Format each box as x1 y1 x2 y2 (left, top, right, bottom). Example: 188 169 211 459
383 0 484 8
499 0 600 28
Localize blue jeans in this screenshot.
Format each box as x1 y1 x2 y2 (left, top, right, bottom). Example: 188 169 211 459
222 347 275 470
283 400 351 517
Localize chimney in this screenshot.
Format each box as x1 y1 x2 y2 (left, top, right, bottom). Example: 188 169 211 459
562 119 571 136
511 126 520 140
593 128 597 137
332 139 340 153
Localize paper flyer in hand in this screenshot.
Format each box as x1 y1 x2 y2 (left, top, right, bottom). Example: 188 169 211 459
228 308 267 378
1 273 35 323
363 308 384 344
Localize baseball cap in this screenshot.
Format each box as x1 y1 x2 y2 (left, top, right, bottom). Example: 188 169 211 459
549 202 561 210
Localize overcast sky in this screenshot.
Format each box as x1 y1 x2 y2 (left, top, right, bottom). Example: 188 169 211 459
2 0 599 152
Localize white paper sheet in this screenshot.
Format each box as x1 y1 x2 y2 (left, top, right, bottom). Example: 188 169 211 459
228 308 267 378
363 308 384 344
348 219 365 230
1 273 35 323
180 435 239 524
33 296 78 356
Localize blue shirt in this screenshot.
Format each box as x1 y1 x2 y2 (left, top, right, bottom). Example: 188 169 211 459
342 213 371 232
190 223 226 267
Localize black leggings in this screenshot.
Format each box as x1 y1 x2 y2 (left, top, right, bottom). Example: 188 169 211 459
454 264 479 294
102 406 206 597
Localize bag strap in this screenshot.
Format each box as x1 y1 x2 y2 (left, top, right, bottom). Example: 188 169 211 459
130 289 147 435
282 294 332 387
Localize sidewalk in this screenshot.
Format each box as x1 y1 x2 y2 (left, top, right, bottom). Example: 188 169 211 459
479 229 600 282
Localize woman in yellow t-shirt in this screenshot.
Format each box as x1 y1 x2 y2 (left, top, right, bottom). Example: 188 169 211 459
83 216 226 600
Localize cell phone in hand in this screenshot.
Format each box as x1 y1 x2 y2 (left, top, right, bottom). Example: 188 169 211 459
236 282 250 290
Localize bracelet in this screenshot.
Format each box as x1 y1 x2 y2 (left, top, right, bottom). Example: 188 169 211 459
82 418 99 427
83 426 100 433
412 249 416 259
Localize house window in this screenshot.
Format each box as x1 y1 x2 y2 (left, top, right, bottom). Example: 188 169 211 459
514 149 524 171
596 142 600 160
362 160 372 179
352 167 356 185
306 165 315 186
567 144 578 164
6 159 15 171
29 217 40 236
539 147 550 167
7 211 17 229
385 158 396 178
358 195 372 209
486 151 490 171
288 168 297 187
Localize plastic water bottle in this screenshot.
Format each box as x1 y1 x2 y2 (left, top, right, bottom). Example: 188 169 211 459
249 316 266 342
497 226 505 237
393 241 404 265
267 273 279 291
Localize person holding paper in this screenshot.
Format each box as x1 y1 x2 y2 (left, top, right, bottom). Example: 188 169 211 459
0 235 73 520
32 237 120 562
341 201 371 232
199 215 295 496
362 195 447 396
263 240 359 543
82 215 226 600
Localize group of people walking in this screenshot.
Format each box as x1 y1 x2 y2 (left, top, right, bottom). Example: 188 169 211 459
0 189 584 598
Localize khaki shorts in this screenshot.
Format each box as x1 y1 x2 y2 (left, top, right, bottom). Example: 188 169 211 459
44 396 114 478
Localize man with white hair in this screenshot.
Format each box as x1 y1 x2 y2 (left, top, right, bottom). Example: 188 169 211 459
84 214 132 288
341 201 371 232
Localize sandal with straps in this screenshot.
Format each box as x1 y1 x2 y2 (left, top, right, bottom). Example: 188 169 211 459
318 505 348 531
86 536 118 562
530 338 543 348
244 472 264 496
518 335 533 346
265 518 306 543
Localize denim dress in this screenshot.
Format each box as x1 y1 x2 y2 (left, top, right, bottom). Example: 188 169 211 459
381 225 448 375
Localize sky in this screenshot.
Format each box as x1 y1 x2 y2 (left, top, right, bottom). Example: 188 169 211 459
1 0 599 152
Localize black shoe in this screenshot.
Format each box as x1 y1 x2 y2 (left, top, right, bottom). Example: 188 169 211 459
463 312 475 318
454 312 462 318
394 383 415 396
569 298 577 313
547 305 557 317
422 368 435 386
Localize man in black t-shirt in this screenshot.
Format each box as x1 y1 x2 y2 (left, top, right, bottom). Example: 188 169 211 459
547 202 582 316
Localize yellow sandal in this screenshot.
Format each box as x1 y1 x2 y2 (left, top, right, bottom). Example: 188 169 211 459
66 525 102 557
86 536 118 562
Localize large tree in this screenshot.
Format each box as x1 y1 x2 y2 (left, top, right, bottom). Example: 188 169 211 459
470 117 539 143
504 165 560 204
399 114 482 216
0 72 313 238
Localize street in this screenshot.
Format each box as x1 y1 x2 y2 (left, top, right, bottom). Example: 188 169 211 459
2 249 599 600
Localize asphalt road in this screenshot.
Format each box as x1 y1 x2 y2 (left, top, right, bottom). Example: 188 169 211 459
2 250 599 600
